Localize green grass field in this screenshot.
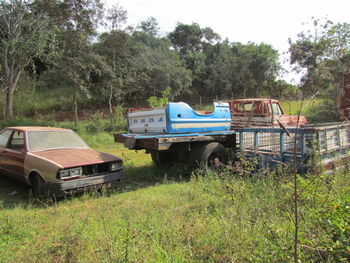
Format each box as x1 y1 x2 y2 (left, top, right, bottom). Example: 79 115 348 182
0 129 349 262
280 99 322 116
0 97 348 262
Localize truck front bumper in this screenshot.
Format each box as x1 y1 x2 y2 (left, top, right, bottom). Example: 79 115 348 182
43 170 125 197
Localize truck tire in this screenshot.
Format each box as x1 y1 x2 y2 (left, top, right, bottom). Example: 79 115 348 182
188 142 227 171
151 151 172 166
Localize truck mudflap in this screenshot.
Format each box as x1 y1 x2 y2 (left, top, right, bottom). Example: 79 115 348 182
42 170 125 197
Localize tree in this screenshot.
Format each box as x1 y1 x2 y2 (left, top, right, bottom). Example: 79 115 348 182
37 0 104 126
203 41 280 99
95 30 131 112
289 18 350 118
169 23 204 55
169 23 220 95
247 43 280 96
0 0 56 117
124 42 192 104
138 17 160 37
106 3 127 31
97 4 128 113
204 41 235 97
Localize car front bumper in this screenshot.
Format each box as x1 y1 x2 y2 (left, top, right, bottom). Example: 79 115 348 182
43 170 125 197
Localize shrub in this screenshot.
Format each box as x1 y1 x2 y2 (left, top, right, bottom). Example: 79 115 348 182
86 111 105 134
147 87 171 108
305 99 339 123
0 117 54 129
105 105 127 132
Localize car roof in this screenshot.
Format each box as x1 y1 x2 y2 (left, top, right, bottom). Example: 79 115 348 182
5 126 72 132
223 98 280 103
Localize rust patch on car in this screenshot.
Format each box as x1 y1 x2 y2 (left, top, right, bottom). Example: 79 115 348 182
31 148 121 168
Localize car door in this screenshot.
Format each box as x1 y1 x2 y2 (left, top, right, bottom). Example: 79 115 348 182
0 129 14 175
0 130 26 182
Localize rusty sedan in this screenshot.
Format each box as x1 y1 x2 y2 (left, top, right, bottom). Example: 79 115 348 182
0 127 124 196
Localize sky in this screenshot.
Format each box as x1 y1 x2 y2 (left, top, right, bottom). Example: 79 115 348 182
105 0 350 83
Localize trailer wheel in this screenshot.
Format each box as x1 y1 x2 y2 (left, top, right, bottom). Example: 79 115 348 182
189 142 227 171
151 151 172 166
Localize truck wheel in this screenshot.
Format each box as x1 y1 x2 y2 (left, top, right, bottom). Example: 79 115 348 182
189 142 227 171
30 174 45 196
151 151 172 166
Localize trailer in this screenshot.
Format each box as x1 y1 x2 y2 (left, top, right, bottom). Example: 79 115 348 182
237 122 350 172
115 100 350 172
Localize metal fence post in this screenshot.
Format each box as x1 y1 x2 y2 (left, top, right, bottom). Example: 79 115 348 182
280 131 285 154
254 131 259 150
239 131 244 149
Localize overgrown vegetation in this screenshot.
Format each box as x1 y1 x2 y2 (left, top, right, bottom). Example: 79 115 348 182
0 1 349 261
0 147 349 262
289 19 350 122
147 87 172 108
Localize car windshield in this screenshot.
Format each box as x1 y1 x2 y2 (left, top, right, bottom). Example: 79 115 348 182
27 130 89 152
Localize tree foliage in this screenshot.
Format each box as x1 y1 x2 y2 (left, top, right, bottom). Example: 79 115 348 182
289 18 350 119
0 0 57 117
1 1 325 121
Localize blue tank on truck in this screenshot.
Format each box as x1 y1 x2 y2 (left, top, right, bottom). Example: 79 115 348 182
166 102 231 134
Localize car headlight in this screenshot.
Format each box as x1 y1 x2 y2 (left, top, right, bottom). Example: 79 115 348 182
58 167 82 179
110 162 123 171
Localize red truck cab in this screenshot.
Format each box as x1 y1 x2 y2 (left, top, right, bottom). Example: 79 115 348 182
223 98 308 128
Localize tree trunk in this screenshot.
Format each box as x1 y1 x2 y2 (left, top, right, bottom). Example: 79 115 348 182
5 86 13 118
109 86 113 115
3 65 22 118
73 86 78 127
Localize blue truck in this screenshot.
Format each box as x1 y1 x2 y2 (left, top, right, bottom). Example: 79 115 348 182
115 101 350 171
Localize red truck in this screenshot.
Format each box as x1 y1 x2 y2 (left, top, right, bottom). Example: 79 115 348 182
223 98 308 128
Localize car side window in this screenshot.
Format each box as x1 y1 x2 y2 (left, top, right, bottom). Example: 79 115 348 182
0 130 13 148
8 131 25 151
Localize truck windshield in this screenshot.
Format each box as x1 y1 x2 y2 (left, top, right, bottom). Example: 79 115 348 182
27 130 89 152
271 103 283 115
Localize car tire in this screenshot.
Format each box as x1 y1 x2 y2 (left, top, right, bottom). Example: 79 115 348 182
30 174 45 196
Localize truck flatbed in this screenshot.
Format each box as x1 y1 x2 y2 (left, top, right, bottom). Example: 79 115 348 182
115 131 236 151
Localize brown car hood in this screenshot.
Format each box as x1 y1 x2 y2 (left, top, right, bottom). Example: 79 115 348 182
30 148 121 169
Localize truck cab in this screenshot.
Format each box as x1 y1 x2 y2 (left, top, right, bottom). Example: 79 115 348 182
224 98 308 128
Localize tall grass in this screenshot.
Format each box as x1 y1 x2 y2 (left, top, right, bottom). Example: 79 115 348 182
0 164 349 262
280 99 321 116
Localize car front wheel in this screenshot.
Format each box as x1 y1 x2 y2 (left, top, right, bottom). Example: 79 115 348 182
30 174 45 196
